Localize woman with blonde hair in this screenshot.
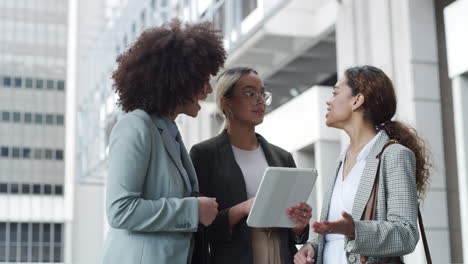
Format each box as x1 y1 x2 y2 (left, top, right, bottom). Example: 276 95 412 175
294 65 431 264
191 67 312 264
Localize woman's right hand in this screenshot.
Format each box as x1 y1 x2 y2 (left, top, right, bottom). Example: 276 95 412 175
294 243 315 264
197 197 218 226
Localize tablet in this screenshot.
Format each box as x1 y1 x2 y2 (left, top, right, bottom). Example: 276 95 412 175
246 167 317 228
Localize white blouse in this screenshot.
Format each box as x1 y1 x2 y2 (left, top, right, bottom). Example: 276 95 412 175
323 131 382 264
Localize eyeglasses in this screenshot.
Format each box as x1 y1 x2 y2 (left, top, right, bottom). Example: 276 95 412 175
241 91 272 105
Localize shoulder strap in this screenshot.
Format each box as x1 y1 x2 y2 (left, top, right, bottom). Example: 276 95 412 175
418 207 432 264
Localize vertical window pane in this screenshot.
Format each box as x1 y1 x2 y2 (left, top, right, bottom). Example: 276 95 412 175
10 222 18 242
35 113 43 124
45 149 53 160
56 114 64 125
24 113 32 123
3 77 11 87
12 147 20 158
55 185 63 195
32 224 40 262
44 185 52 195
32 224 40 242
45 114 54 124
22 184 30 194
33 184 42 194
57 80 65 91
53 224 62 243
36 79 43 89
1 147 8 157
10 184 19 194
1 112 10 121
46 80 54 89
0 223 5 262
34 149 42 159
0 184 7 193
14 77 22 88
13 112 21 122
55 150 63 160
20 223 29 242
25 78 33 88
23 148 31 159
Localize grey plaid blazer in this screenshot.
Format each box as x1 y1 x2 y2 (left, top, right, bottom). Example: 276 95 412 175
310 131 419 264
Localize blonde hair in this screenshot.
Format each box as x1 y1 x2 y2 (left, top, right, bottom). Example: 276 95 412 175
215 67 258 118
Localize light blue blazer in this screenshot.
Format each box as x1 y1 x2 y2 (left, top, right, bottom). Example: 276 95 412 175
102 109 200 264
311 131 419 264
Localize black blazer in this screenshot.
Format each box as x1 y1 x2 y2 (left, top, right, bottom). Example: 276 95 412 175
190 130 309 264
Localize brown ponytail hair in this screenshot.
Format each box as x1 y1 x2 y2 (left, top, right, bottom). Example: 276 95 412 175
345 65 431 199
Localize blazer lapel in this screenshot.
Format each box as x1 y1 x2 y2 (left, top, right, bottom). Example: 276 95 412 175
179 134 198 193
351 132 390 220
257 134 281 166
216 130 248 201
152 116 193 194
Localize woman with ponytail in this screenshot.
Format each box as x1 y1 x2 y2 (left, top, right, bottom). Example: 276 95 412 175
294 65 430 264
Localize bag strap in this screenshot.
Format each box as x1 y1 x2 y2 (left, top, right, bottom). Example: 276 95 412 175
418 207 432 264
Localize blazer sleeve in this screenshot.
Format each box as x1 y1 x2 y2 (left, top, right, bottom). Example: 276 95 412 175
106 114 199 232
190 144 234 243
344 146 419 256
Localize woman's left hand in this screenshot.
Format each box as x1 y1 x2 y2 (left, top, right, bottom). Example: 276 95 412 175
286 203 312 236
311 211 355 239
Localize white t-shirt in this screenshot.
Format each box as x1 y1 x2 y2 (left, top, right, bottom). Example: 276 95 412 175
323 131 382 264
231 144 269 199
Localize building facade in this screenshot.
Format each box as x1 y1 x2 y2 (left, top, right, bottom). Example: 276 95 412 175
71 0 466 263
0 0 69 263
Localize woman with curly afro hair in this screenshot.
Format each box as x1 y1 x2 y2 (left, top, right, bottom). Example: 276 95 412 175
102 19 226 264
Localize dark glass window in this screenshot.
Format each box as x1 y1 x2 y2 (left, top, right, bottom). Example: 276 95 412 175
1 112 10 122
25 78 33 88
13 112 21 122
56 114 64 125
10 223 18 242
20 223 29 242
33 184 42 194
0 223 6 242
14 77 22 87
45 149 53 160
12 147 20 158
24 112 32 123
10 184 19 194
23 148 31 159
46 80 54 89
55 185 63 195
22 184 30 194
56 150 63 160
45 114 54 125
3 77 11 87
1 147 8 157
43 224 50 243
36 79 43 89
57 80 65 91
32 223 40 242
35 113 43 124
34 149 42 159
0 184 7 193
44 185 52 195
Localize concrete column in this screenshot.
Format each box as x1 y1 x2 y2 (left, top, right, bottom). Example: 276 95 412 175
452 74 468 262
336 0 451 262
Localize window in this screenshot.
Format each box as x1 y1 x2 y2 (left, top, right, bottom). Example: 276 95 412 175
2 112 10 122
0 184 7 193
45 149 53 160
22 184 30 194
241 0 257 19
25 78 33 88
23 148 31 159
55 185 63 195
45 114 54 125
34 149 42 159
12 147 20 158
57 80 65 91
3 77 11 87
36 79 43 89
35 113 43 124
44 185 52 195
13 112 21 123
55 150 63 160
56 114 64 125
33 184 42 194
10 184 19 194
24 113 32 123
1 147 8 157
14 77 22 88
46 80 54 90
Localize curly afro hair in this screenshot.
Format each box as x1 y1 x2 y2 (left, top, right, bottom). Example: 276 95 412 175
112 19 226 116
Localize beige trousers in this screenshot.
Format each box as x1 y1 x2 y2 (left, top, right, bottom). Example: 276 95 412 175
250 228 282 264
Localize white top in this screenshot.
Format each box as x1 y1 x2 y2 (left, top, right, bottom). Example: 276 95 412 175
323 131 382 264
231 145 269 199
